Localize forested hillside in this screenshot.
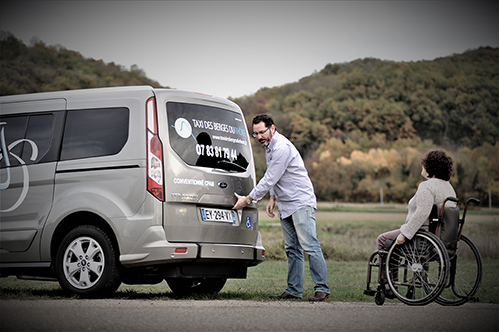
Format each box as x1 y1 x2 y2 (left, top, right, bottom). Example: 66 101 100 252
232 48 498 205
234 48 498 151
0 31 164 94
0 31 497 205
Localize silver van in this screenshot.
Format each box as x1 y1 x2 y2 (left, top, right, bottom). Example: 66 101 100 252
0 86 264 297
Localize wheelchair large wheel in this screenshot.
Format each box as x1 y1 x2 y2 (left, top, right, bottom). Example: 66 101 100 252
435 235 483 306
386 231 449 306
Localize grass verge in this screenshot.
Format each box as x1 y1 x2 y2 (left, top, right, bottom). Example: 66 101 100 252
1 259 497 303
1 209 497 303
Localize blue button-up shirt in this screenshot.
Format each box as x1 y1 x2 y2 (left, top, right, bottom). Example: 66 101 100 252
249 131 317 219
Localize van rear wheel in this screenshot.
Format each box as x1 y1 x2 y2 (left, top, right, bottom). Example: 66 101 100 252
55 225 121 298
166 278 226 296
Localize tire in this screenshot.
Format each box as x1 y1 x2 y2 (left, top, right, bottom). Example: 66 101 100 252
166 278 227 296
385 231 449 306
374 290 385 306
55 225 121 298
435 235 483 306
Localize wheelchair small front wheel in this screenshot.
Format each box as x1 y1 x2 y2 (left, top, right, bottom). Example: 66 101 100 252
385 231 449 306
374 290 385 305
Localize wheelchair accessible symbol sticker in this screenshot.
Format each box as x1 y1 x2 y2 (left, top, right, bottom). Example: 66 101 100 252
173 118 196 140
246 216 252 229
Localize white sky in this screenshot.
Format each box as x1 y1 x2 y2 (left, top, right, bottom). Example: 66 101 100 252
1 0 498 99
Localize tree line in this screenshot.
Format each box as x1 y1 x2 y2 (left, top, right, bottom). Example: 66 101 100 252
0 31 165 95
1 31 497 206
232 48 498 206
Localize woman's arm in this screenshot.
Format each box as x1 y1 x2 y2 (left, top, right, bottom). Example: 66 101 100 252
400 182 435 240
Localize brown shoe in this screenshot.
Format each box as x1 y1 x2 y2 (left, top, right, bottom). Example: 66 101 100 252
269 291 301 300
309 291 330 302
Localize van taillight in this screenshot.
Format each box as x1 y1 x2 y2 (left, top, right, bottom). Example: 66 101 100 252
146 97 164 201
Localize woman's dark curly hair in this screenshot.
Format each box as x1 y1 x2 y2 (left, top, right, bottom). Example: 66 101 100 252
421 149 453 181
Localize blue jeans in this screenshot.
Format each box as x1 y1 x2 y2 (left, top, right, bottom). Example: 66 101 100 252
280 206 330 297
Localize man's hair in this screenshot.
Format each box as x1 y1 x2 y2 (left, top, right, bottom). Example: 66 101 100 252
252 114 274 128
421 149 454 181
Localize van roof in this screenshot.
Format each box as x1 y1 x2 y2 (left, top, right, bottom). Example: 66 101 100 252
0 86 155 103
0 86 236 108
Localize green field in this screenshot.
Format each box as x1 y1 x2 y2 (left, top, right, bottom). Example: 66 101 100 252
1 204 498 303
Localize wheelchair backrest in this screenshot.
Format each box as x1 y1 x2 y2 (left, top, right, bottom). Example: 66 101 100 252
429 204 460 256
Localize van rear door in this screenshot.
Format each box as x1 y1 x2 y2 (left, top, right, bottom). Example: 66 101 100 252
155 93 259 246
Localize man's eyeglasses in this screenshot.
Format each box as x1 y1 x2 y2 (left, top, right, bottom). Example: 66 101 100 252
252 127 270 138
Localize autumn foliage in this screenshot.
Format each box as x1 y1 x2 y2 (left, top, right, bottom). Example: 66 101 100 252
233 48 498 206
1 31 497 206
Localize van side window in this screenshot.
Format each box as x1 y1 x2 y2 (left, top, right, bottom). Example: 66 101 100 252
0 116 29 168
23 114 54 165
1 114 58 168
60 108 129 160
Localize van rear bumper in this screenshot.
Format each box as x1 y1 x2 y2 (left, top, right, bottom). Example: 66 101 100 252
199 243 263 264
120 226 265 267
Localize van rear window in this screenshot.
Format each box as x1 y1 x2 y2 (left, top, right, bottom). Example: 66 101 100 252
61 108 129 160
167 102 250 172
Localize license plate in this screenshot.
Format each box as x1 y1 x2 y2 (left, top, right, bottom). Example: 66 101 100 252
201 208 237 223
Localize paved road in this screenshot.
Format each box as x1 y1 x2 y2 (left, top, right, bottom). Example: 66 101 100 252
1 300 498 331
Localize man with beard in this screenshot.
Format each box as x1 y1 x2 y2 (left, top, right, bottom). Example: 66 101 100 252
233 114 330 302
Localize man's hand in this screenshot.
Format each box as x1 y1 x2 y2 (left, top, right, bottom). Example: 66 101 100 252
233 193 248 210
266 195 276 218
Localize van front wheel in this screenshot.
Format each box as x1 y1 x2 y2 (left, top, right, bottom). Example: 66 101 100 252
166 278 226 296
55 225 121 298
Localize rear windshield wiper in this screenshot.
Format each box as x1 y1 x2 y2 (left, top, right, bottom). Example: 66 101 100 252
216 160 246 172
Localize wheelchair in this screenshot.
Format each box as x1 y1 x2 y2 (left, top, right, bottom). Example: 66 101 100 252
364 197 482 306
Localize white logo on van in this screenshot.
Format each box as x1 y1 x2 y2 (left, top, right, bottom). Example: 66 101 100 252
174 118 195 139
0 122 39 212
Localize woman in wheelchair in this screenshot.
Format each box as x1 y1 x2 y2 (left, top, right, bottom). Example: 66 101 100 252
376 149 456 298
